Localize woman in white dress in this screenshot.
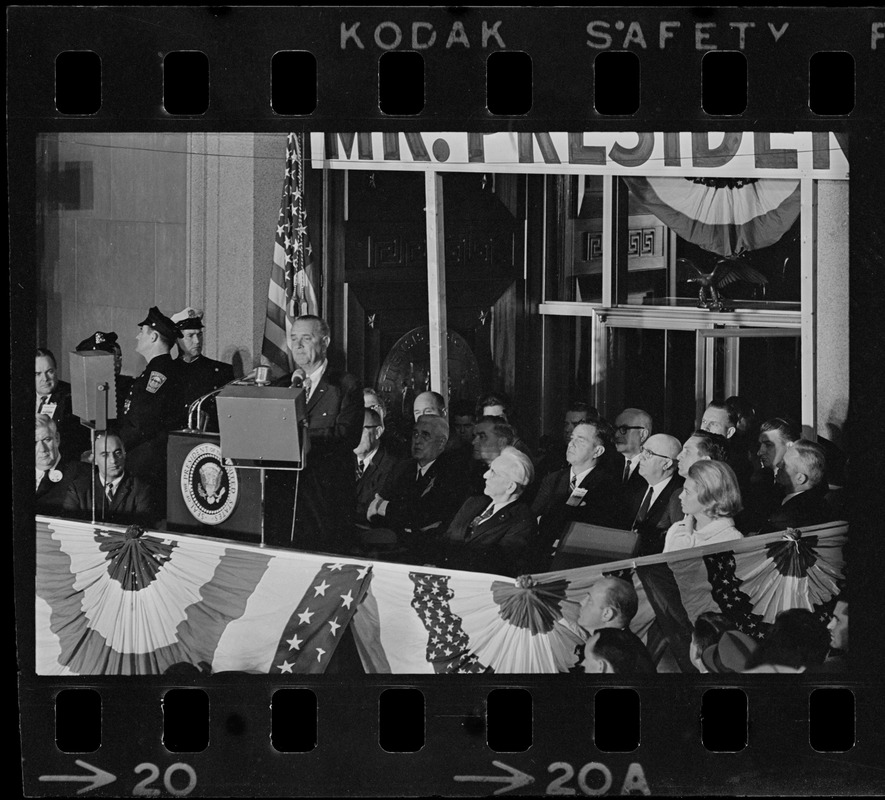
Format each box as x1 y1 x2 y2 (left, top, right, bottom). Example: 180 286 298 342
663 460 743 552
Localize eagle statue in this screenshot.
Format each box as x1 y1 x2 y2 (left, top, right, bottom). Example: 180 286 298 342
676 255 769 311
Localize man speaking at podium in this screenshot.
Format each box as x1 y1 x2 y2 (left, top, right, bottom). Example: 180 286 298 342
268 315 363 553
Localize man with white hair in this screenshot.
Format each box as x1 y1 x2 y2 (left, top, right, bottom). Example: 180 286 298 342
35 414 89 515
759 439 835 533
367 415 468 563
442 446 538 576
628 433 684 556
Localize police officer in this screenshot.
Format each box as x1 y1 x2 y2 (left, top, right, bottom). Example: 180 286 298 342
74 330 133 419
171 307 234 430
119 307 183 507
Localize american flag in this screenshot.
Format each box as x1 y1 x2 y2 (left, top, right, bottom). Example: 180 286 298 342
261 132 319 374
409 572 491 673
271 562 371 674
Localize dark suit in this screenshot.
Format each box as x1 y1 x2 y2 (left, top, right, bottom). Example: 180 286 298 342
119 353 183 499
442 496 538 577
621 457 649 518
629 475 685 557
37 381 88 461
374 452 470 564
759 486 836 534
175 355 235 430
266 367 363 552
531 465 623 563
354 445 403 522
63 470 159 527
36 460 91 516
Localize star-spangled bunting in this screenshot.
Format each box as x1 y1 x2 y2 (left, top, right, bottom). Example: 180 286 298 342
261 132 319 374
271 562 371 674
409 572 491 674
704 552 769 638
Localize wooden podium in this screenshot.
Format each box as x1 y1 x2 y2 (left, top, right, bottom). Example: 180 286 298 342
166 431 263 543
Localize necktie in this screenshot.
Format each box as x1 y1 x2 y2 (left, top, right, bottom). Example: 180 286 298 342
468 504 495 534
105 483 114 504
37 395 46 414
569 473 577 492
356 460 365 480
303 376 313 399
623 460 632 483
634 486 653 525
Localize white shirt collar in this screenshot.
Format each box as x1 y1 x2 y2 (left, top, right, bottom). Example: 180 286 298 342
358 446 379 468
646 474 673 504
570 464 594 487
417 459 436 476
99 474 125 493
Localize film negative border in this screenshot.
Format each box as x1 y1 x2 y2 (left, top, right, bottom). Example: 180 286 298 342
10 5 885 799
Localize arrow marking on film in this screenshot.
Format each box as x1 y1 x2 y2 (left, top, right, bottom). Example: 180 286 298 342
39 760 117 794
454 760 535 795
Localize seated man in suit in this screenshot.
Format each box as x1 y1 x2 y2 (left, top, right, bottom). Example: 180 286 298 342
412 390 446 420
578 576 638 635
627 434 684 556
468 415 518 494
366 415 467 564
442 446 538 577
745 416 803 529
759 439 835 533
36 347 88 462
353 408 403 523
63 430 158 527
613 407 653 514
35 414 90 516
531 419 622 563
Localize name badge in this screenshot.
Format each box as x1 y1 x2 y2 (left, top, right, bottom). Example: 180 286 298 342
566 487 587 507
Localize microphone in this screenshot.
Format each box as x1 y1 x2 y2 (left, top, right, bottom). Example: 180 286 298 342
291 368 306 388
186 375 243 432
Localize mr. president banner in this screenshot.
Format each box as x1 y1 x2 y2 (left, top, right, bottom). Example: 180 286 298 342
35 516 845 675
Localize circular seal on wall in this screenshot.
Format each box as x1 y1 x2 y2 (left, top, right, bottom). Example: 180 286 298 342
180 442 239 525
376 326 482 420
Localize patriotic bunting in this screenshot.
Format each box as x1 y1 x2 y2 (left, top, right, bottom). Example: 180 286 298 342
623 176 801 257
36 517 845 675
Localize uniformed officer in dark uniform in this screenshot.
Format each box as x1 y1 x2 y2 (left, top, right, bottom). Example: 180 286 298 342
74 330 134 420
119 307 184 512
171 307 235 431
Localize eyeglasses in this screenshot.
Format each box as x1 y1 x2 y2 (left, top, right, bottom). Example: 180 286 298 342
614 425 645 436
640 447 670 460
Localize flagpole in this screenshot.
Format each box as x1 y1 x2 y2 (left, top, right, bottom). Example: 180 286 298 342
321 141 331 320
